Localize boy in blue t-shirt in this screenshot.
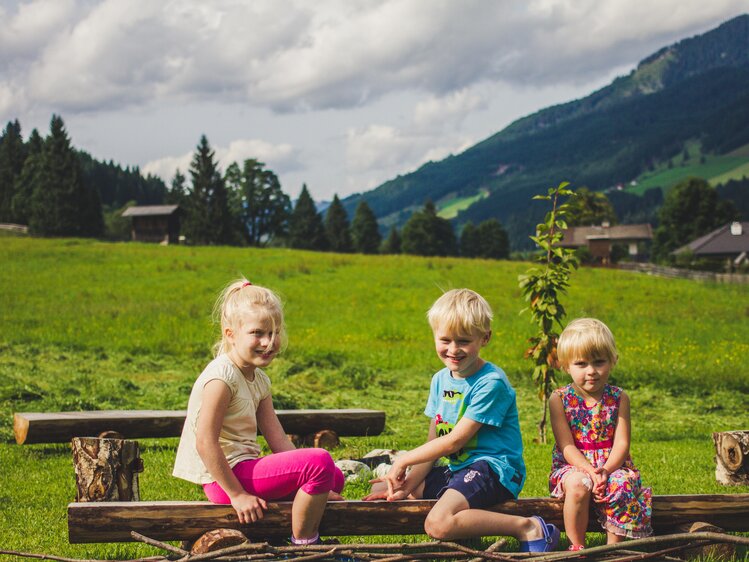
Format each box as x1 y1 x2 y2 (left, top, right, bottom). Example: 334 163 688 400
364 289 559 552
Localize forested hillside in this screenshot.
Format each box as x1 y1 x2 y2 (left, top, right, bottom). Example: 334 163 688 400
344 14 749 248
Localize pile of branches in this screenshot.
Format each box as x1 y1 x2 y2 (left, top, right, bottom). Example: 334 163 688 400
1 531 748 562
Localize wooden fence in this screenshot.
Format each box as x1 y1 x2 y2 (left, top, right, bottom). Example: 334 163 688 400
617 262 749 284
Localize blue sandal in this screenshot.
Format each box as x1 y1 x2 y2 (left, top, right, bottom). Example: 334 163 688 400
519 515 560 552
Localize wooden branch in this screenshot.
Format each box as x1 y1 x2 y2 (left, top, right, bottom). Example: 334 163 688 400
67 494 749 543
130 531 189 556
14 409 385 444
469 539 508 562
0 551 165 562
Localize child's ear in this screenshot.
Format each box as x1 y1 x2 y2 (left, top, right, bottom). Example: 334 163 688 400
224 327 235 342
482 330 491 346
612 353 619 367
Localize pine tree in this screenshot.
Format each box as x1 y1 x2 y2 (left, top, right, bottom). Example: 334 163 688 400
166 169 187 205
475 218 509 259
225 159 291 246
28 115 103 236
324 194 352 252
11 129 42 224
460 221 478 257
380 226 401 254
0 120 26 222
184 135 234 245
401 200 457 256
289 184 327 250
350 200 381 254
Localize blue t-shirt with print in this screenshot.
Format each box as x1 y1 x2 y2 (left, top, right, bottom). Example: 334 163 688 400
424 361 526 498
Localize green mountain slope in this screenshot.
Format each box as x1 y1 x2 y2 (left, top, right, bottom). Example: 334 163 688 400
343 14 749 248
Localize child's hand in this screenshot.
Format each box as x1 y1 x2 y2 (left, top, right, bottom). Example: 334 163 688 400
230 492 267 524
382 461 407 496
364 462 409 502
592 467 609 500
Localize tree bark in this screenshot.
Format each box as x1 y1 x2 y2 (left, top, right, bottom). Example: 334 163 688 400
67 494 749 543
15 408 385 443
713 430 749 486
71 437 142 502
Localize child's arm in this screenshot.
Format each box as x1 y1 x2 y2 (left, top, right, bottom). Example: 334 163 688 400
380 416 483 499
364 420 439 501
256 395 296 453
196 379 268 523
549 392 596 477
593 391 632 497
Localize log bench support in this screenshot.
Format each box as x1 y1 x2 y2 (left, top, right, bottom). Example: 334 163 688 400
67 494 749 544
714 430 749 486
14 409 386 444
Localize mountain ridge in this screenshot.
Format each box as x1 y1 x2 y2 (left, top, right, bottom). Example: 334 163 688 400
342 14 749 248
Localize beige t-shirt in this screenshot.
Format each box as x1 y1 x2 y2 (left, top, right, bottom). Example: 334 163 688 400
173 353 272 484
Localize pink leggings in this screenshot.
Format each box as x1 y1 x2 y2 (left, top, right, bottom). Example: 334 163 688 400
203 448 345 503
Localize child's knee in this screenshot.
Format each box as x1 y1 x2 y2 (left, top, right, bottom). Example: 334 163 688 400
300 448 337 493
565 473 592 502
424 510 456 540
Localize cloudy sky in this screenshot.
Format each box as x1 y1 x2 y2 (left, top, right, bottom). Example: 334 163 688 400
1 1 747 202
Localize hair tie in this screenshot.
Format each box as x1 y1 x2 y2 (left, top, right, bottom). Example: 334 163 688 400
242 281 252 287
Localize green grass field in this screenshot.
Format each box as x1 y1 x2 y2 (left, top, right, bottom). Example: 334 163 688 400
1 237 748 559
628 141 749 194
438 190 489 219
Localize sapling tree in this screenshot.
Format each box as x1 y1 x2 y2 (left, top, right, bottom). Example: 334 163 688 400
518 181 578 443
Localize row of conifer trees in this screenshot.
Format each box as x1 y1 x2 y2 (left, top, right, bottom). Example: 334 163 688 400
0 116 510 258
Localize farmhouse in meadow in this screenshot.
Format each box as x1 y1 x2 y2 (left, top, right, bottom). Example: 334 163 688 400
121 205 181 245
674 221 749 266
560 223 653 264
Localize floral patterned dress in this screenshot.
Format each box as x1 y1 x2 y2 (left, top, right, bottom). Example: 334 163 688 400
549 384 652 538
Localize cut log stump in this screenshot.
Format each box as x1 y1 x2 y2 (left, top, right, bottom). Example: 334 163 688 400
713 430 749 486
304 429 340 449
678 522 735 560
190 528 248 554
71 437 143 502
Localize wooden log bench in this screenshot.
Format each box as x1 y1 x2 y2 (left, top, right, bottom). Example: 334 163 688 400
67 494 749 543
13 409 386 444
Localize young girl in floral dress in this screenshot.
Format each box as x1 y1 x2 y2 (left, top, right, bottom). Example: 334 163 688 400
549 318 652 551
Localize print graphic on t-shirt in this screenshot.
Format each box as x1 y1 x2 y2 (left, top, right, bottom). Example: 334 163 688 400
435 412 469 462
442 389 463 404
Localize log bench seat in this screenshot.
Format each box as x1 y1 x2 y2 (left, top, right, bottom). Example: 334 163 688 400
14 409 386 444
67 494 749 543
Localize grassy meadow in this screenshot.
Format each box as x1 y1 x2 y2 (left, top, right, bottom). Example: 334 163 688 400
1 236 748 559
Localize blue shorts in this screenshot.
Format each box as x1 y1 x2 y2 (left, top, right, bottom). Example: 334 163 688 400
421 460 513 509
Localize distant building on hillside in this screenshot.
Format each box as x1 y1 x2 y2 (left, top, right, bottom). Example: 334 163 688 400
560 223 653 264
121 205 181 244
674 221 749 266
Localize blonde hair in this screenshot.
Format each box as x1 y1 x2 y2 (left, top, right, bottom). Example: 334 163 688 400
427 288 493 335
213 279 287 356
557 318 617 367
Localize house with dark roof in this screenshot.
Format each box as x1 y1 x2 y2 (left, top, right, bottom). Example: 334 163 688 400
560 223 653 264
121 205 181 244
674 221 749 265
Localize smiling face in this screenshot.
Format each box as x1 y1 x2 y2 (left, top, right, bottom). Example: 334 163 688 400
565 356 614 401
433 324 490 379
225 310 282 376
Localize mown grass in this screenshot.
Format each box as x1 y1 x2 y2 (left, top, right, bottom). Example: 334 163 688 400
0 237 747 560
629 148 749 194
